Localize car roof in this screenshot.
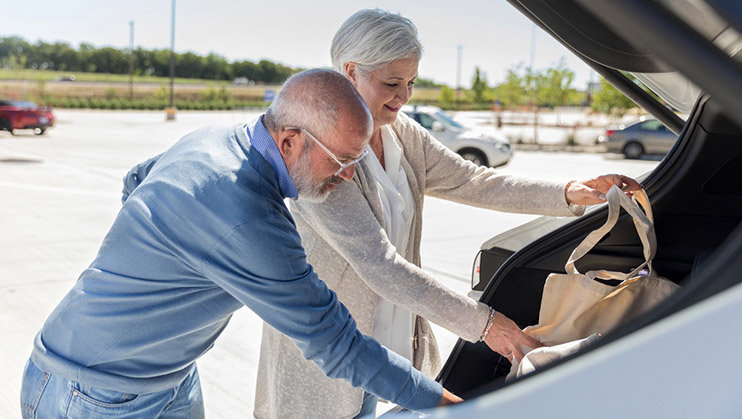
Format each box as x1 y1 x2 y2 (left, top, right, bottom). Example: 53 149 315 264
401 105 443 114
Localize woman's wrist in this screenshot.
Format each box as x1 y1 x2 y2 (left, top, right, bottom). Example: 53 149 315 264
564 180 576 205
478 307 496 341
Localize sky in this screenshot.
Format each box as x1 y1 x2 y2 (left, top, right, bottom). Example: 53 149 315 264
2 0 597 89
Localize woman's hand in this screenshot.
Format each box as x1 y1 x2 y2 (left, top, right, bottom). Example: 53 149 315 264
484 312 542 362
565 174 642 205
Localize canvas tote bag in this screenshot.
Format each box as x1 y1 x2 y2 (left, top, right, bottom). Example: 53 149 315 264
507 186 679 379
525 185 680 346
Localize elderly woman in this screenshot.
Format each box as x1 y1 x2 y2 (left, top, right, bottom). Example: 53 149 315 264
254 8 640 419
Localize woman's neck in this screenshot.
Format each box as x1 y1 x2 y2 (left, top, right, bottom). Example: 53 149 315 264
370 128 385 170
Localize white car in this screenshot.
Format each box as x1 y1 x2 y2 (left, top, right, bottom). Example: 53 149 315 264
402 105 512 167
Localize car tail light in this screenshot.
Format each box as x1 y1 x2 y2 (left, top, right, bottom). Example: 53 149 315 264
471 251 482 290
605 129 615 136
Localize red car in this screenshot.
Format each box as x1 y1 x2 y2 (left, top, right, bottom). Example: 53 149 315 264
0 100 55 135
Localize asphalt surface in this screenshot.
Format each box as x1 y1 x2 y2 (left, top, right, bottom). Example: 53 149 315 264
0 110 658 418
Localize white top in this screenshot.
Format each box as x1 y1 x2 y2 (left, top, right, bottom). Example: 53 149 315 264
368 125 416 362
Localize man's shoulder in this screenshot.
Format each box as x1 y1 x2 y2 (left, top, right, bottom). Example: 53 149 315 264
137 123 278 206
178 123 246 148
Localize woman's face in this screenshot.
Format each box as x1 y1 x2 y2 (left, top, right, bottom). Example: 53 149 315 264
347 57 419 130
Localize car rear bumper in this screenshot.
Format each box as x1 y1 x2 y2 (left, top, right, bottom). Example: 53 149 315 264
17 117 54 130
597 135 624 153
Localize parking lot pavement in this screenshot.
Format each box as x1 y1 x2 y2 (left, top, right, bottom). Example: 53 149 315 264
0 110 659 418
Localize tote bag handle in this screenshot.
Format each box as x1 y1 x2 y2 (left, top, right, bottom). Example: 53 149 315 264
564 186 656 281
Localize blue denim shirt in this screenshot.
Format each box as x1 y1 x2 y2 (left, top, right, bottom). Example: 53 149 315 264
32 119 442 411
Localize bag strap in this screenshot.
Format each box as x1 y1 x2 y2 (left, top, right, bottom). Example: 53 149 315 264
564 186 656 279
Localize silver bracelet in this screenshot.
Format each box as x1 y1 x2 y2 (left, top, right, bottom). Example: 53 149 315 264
478 307 496 342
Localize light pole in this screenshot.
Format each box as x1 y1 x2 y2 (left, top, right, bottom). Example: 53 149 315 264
129 20 135 101
456 45 462 103
529 23 539 144
166 0 177 121
529 22 537 70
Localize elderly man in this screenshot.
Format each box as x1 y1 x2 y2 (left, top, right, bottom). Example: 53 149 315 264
20 69 459 418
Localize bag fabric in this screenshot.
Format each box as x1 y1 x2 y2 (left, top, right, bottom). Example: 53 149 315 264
509 186 679 378
506 333 601 380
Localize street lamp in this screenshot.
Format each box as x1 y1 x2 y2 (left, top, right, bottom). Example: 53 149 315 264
165 0 177 121
456 45 462 103
129 21 134 101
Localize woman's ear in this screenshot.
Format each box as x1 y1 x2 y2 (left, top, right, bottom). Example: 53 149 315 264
344 62 358 86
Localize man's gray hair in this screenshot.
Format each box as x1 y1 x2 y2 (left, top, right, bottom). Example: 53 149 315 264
331 9 422 75
264 69 370 139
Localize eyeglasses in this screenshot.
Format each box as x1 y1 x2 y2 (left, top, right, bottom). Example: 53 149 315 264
287 127 369 176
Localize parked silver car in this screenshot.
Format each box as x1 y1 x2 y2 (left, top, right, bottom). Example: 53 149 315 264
598 117 676 159
402 105 512 167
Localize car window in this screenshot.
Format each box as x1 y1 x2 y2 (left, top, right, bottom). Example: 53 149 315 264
11 101 37 108
434 110 464 129
418 113 436 130
640 120 665 131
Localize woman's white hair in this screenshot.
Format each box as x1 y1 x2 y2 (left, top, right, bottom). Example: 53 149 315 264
331 9 422 75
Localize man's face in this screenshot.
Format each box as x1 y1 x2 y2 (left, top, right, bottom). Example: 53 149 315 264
290 125 369 202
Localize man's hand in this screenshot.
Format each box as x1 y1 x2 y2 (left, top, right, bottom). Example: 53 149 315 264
438 388 464 406
565 174 642 205
484 312 542 363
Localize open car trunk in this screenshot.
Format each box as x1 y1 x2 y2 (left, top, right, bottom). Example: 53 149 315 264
438 93 742 396
436 0 742 403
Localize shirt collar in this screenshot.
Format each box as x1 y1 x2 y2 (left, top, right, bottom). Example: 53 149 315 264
247 116 298 199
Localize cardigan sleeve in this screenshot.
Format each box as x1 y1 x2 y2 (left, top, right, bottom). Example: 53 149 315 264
292 180 492 343
394 114 585 217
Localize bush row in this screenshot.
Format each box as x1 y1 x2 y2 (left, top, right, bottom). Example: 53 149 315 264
43 97 267 110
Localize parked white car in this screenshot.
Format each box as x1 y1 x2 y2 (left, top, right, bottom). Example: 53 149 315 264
402 105 512 167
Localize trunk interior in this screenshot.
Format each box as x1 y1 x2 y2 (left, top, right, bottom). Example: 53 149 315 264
437 94 742 397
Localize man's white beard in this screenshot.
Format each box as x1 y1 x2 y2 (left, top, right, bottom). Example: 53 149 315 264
289 145 333 203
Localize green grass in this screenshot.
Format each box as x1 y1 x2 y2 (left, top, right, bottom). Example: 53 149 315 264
1 69 496 111
0 69 227 85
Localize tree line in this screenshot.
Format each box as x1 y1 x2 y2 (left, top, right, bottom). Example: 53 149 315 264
450 59 583 108
447 59 637 116
1 36 636 114
0 36 298 83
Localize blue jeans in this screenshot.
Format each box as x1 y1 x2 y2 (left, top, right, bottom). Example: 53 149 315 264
354 391 379 418
20 359 205 418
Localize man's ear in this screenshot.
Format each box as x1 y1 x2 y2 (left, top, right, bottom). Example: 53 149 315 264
344 62 358 86
277 128 301 162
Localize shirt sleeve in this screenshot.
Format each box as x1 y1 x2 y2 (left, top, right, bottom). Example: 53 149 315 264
292 181 492 343
199 201 443 411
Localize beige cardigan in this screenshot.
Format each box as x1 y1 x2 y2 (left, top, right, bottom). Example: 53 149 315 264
253 112 582 419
